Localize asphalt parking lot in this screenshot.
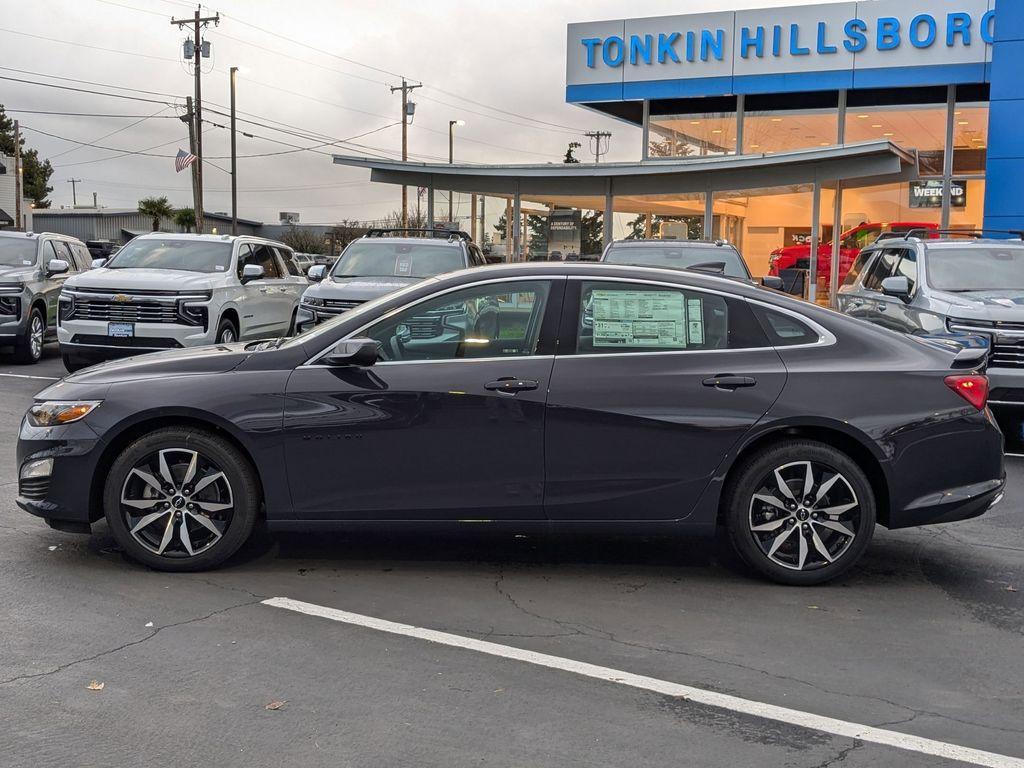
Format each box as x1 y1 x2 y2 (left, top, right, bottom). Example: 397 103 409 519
1 347 1022 768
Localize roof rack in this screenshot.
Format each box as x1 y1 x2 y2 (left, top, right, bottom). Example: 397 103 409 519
883 228 1024 242
364 227 472 242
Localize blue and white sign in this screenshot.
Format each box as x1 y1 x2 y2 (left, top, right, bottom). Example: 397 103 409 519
566 1 995 101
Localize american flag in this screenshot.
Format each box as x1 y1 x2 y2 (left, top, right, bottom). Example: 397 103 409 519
175 148 197 173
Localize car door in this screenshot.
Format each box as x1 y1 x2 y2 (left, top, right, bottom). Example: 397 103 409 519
273 247 306 326
876 247 923 334
857 249 902 332
41 240 76 327
235 242 281 338
282 277 564 521
836 249 878 321
543 277 787 522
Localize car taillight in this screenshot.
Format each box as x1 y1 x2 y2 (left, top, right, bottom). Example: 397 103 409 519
944 375 989 411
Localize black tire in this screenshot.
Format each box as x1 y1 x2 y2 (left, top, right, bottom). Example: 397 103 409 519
722 440 876 586
215 316 238 344
14 306 45 364
61 350 91 373
103 427 260 572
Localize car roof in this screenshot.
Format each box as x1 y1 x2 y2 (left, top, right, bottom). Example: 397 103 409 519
607 239 738 249
865 236 1024 251
0 231 81 242
131 232 291 248
352 235 465 247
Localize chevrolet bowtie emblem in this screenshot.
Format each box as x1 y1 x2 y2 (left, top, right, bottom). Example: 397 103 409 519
111 293 132 303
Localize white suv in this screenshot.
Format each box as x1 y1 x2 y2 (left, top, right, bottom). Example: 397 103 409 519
58 233 306 372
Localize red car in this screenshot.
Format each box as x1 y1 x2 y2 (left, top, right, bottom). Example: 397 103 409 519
768 222 939 285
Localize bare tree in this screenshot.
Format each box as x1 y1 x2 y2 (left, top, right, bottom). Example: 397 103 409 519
278 225 326 254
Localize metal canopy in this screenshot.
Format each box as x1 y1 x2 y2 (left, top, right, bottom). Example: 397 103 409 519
332 140 918 200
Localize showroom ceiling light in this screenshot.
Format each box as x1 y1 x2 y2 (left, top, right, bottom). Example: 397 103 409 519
871 124 883 128
857 114 870 119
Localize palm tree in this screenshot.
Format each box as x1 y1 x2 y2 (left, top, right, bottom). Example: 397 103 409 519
173 207 196 233
138 196 174 232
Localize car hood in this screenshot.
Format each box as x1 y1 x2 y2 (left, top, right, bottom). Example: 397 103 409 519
935 289 1024 321
64 342 251 385
0 265 38 284
306 275 422 301
66 267 220 292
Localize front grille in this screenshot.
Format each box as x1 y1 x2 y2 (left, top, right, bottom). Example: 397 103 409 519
19 477 49 501
67 298 180 324
322 299 364 312
69 334 182 349
991 339 1024 369
406 316 443 339
0 296 19 317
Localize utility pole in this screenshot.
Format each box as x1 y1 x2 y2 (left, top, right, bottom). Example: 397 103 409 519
390 78 421 227
230 66 239 236
172 5 219 234
585 130 612 163
182 97 200 223
13 120 21 230
66 178 82 207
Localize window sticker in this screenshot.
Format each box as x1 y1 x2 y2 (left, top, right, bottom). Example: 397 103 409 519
687 298 704 345
591 289 689 348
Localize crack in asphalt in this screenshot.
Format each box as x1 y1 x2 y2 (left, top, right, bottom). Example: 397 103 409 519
0 597 262 687
808 741 864 768
483 567 1024 738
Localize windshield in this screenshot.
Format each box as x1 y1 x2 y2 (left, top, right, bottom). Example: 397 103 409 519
928 247 1024 291
603 244 750 278
333 241 465 279
105 239 233 273
0 239 38 267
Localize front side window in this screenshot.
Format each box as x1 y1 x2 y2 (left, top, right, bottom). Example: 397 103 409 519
333 241 466 280
106 239 233 273
862 251 898 292
892 250 918 293
365 280 550 362
576 281 766 354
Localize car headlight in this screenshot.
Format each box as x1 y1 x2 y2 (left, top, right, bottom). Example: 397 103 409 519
27 401 102 427
302 297 324 307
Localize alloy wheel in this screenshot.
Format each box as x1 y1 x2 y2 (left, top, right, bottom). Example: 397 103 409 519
120 448 234 558
747 460 860 571
220 327 236 344
30 314 44 360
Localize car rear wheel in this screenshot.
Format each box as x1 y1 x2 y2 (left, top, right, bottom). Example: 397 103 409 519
723 440 875 585
61 350 91 373
103 427 259 572
14 307 45 363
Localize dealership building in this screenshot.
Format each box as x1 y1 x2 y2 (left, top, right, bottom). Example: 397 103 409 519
335 0 1020 304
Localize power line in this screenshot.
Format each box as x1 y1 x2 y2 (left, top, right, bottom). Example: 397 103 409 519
49 106 171 160
0 25 178 64
3 109 182 118
0 65 183 100
0 74 179 106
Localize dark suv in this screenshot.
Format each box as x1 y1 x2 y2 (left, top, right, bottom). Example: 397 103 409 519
601 239 781 288
297 228 486 329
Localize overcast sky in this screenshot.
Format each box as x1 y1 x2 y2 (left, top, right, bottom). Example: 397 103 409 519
6 0 831 224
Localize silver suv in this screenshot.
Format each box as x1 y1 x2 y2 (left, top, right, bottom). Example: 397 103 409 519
837 231 1024 400
0 231 90 363
59 233 306 371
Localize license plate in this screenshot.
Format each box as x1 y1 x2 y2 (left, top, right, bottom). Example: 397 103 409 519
107 322 134 338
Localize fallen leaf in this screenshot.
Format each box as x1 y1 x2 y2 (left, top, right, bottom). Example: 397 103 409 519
806 605 820 610
47 546 57 552
144 622 154 628
1006 585 1018 593
265 700 287 711
86 681 104 691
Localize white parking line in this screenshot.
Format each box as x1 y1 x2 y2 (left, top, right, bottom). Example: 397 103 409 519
264 596 1024 768
0 372 59 381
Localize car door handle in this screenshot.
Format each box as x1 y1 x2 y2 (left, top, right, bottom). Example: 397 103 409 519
485 377 539 394
702 375 757 390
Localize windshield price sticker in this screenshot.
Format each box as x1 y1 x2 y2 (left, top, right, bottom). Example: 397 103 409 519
592 289 693 348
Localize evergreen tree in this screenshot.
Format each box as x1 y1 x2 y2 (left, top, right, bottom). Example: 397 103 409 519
0 105 54 208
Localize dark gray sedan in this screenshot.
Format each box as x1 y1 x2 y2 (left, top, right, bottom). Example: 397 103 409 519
18 262 1003 584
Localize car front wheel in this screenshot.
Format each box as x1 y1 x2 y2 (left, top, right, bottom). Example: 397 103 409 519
723 440 876 585
14 306 45 363
103 427 259 571
215 317 238 344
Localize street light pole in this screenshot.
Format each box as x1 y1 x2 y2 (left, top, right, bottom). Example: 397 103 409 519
230 66 239 236
448 119 464 224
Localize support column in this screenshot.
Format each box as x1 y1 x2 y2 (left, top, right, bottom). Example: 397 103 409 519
941 84 955 231
512 188 522 262
426 178 435 229
644 213 653 239
808 181 822 304
641 100 651 160
830 183 844 307
505 197 513 260
735 93 745 155
703 186 714 240
470 194 478 241
603 179 614 250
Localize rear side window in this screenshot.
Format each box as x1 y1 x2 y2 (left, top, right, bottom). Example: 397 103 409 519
843 251 874 287
277 247 301 276
751 305 821 347
575 281 767 354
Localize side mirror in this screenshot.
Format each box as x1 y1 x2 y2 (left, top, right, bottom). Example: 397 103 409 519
761 275 784 290
308 264 327 282
91 257 107 269
46 259 70 276
322 337 378 367
881 275 912 303
240 263 265 284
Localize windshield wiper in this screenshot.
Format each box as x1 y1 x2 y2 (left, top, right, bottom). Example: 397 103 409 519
686 261 728 274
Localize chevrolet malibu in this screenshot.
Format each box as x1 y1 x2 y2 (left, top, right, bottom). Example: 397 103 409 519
17 263 1004 584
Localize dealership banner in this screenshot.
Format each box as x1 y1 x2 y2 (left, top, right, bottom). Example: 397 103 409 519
910 180 968 209
567 1 995 100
